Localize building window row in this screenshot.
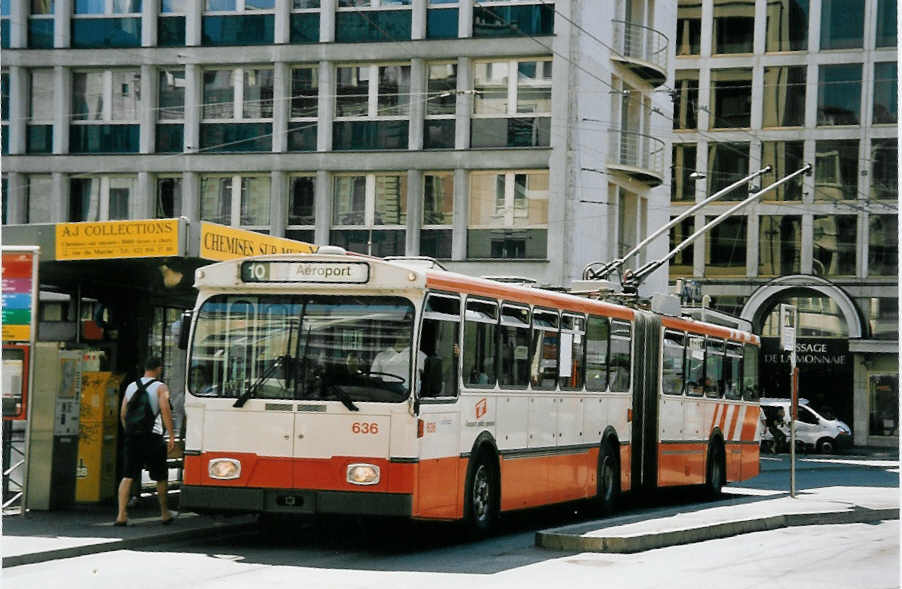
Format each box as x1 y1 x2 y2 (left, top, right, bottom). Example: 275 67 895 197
5 169 550 260
672 139 897 203
673 61 897 131
1 0 554 49
677 0 896 57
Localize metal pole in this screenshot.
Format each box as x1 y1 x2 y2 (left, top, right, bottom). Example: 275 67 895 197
791 358 799 498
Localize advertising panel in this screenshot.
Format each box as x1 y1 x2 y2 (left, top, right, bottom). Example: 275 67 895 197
200 222 317 261
55 219 180 260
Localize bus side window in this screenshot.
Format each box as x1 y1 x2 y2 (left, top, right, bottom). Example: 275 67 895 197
420 294 461 398
724 342 743 400
609 320 632 391
705 338 724 398
662 330 685 396
530 309 559 390
559 314 586 390
463 299 498 388
686 335 705 396
500 304 531 389
742 343 759 401
585 315 609 392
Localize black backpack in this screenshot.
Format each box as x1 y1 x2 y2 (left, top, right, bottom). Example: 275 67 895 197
125 379 159 435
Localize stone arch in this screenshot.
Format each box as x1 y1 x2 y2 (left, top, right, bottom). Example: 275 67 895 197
740 275 863 338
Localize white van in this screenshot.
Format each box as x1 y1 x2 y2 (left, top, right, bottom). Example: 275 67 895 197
759 398 852 454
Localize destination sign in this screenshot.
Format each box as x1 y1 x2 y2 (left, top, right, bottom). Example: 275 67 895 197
241 261 370 284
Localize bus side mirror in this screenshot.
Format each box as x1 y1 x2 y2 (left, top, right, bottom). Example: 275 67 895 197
178 310 193 350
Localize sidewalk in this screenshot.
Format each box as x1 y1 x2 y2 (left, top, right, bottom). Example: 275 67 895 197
2 499 257 568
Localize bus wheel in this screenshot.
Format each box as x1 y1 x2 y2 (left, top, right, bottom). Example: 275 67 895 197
705 441 725 498
596 441 620 516
465 452 497 535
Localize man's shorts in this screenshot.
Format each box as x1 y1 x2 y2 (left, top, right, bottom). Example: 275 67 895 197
122 433 167 481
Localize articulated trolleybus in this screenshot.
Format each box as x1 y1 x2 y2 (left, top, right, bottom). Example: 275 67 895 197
181 249 761 531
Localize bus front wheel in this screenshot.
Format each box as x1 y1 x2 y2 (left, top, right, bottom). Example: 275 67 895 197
464 451 498 536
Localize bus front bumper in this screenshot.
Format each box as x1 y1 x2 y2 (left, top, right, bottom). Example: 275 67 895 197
181 485 412 517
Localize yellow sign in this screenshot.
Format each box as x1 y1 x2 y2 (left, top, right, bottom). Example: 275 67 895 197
1 324 29 341
200 222 317 261
56 219 180 260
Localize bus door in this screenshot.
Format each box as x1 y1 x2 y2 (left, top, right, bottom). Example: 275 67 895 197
630 312 660 493
415 293 461 518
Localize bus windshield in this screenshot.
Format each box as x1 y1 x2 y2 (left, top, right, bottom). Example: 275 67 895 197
187 295 416 404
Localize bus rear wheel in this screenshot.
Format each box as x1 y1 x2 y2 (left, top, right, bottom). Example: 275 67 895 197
465 452 498 536
705 441 725 498
596 441 620 516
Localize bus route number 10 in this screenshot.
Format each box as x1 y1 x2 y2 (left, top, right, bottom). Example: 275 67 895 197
352 422 379 434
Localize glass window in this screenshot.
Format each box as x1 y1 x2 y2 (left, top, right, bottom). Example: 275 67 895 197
243 69 273 119
0 73 7 122
871 139 897 201
815 139 858 201
817 64 861 126
742 344 759 400
609 320 631 392
69 176 135 221
759 215 802 276
203 69 237 119
427 2 457 39
422 172 453 258
472 58 550 148
713 0 754 54
516 60 551 114
676 0 701 56
686 334 705 396
27 175 53 223
32 0 55 14
761 294 848 338
671 143 697 202
876 0 897 47
868 215 897 276
331 173 406 256
159 69 185 120
335 1 412 43
820 0 864 49
463 299 497 387
72 71 106 121
200 175 270 227
673 70 698 130
374 173 407 225
426 62 457 116
856 298 898 340
28 69 54 122
529 310 558 390
419 294 460 398
669 216 694 278
873 62 897 125
812 214 857 276
765 0 808 52
499 305 530 389
474 61 509 115
724 343 742 400
202 67 272 121
707 142 750 200
710 69 752 128
705 216 746 274
290 66 318 119
336 64 409 118
761 141 804 201
559 314 585 390
585 315 609 392
332 175 366 225
156 177 182 218
662 330 685 396
377 65 410 117
69 177 99 221
763 66 805 127
467 170 548 259
287 175 315 226
869 374 898 436
704 338 724 398
336 66 369 117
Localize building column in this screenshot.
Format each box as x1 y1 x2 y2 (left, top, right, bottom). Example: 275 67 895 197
800 213 813 273
9 67 27 155
411 0 426 40
53 66 70 155
182 171 199 221
745 212 759 277
406 169 422 255
320 0 336 42
186 0 202 46
51 172 69 222
314 169 331 245
458 0 473 38
274 0 290 44
140 65 157 154
270 171 286 237
11 0 26 48
408 58 425 151
7 173 27 224
184 64 201 153
452 168 467 260
273 62 289 152
142 0 159 46
699 0 712 57
455 56 471 150
317 60 334 152
55 0 71 47
137 172 154 218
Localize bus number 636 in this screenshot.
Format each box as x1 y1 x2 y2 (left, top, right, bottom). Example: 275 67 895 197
352 422 379 434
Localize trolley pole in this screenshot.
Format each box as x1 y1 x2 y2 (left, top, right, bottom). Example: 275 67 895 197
780 304 798 498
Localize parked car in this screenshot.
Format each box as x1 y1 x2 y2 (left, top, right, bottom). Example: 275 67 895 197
759 397 852 454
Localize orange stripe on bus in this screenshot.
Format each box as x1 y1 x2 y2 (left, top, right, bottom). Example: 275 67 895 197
728 406 741 440
718 404 729 433
741 406 761 442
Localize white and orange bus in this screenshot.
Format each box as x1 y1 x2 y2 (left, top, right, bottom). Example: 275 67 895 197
180 249 761 531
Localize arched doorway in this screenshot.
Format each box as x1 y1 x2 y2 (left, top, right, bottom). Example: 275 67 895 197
741 276 862 428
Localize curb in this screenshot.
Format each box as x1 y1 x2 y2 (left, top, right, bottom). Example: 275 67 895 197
2 521 257 568
535 507 900 554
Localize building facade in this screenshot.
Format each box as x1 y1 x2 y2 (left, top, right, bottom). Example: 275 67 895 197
1 0 675 296
672 0 898 447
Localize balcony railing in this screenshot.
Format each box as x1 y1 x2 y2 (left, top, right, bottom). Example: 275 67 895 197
606 128 665 186
611 19 668 87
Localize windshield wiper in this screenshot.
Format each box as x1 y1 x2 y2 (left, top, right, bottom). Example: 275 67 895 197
325 381 359 412
233 356 284 408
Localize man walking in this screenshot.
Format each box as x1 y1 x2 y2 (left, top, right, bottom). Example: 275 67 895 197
115 356 175 526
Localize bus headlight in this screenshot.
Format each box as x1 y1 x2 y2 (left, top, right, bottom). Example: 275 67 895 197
347 463 380 485
209 458 241 480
